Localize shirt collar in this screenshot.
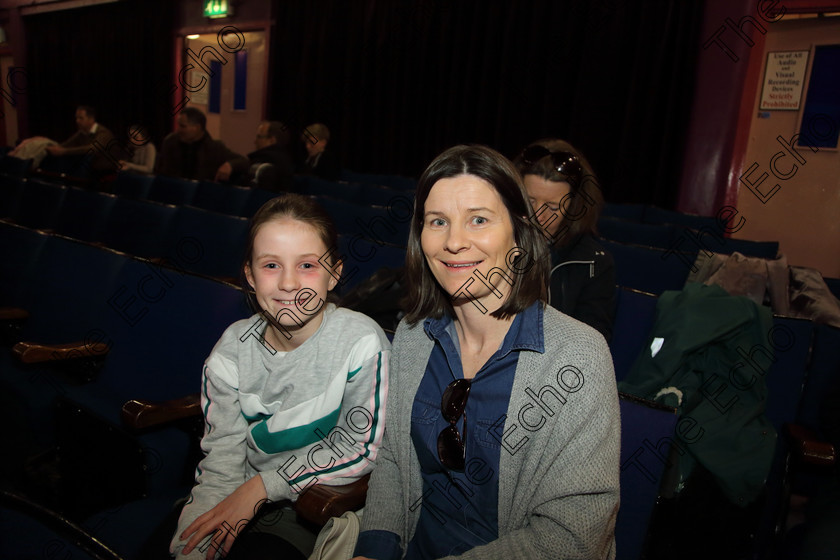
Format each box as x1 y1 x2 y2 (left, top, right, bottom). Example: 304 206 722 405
423 301 545 358
88 122 99 135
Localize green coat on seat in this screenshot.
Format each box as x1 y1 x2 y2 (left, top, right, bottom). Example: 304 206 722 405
618 282 776 506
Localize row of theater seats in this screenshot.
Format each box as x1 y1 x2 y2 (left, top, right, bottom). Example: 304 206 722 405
1 220 252 558
0 172 411 293
4 218 837 558
0 219 684 560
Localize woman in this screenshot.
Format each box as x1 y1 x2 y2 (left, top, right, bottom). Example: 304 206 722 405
352 145 619 560
513 139 615 341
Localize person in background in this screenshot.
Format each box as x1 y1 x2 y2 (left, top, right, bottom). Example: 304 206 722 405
156 107 248 182
45 105 119 172
248 121 295 192
352 144 620 560
513 139 616 342
300 122 340 181
119 124 156 174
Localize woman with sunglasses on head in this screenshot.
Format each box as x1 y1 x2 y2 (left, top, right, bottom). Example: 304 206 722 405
513 139 616 342
351 145 620 560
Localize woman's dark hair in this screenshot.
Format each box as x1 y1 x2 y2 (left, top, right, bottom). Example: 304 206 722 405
242 194 341 311
402 144 550 324
513 138 604 246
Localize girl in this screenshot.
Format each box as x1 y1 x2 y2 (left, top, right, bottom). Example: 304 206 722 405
170 194 390 559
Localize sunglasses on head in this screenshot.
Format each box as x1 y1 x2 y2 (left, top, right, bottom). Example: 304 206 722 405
520 146 583 184
437 378 472 472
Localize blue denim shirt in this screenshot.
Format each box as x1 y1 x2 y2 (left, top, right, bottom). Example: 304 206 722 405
354 302 544 559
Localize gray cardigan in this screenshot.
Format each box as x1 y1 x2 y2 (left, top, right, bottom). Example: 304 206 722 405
360 305 620 559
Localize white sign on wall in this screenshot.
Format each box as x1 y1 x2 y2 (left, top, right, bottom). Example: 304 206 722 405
759 50 810 111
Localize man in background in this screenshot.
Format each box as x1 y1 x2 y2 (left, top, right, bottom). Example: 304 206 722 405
248 121 295 191
156 107 248 182
299 122 340 181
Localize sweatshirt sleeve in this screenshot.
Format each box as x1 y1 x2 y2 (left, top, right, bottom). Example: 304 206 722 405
170 356 249 557
259 333 390 502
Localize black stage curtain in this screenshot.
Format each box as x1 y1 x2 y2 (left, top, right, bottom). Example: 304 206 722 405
24 0 175 151
270 0 704 207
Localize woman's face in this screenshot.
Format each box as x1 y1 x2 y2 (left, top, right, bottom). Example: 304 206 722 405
523 174 572 238
420 174 517 310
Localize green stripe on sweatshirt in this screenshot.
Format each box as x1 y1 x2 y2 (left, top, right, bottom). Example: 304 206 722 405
251 407 342 454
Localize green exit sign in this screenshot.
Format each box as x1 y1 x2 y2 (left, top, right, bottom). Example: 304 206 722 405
204 0 232 19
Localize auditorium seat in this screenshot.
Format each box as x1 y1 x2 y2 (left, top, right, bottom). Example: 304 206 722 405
147 175 199 206
0 174 25 219
111 171 155 199
0 154 32 178
298 176 364 203
318 196 410 247
359 183 414 208
240 186 280 218
610 287 659 382
337 234 406 293
597 217 677 250
602 202 646 221
13 179 67 230
341 169 417 190
617 394 679 560
600 239 696 295
52 188 117 243
167 206 249 281
642 206 719 231
192 180 252 216
99 198 177 258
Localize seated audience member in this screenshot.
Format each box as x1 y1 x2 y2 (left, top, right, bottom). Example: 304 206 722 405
45 105 120 173
170 194 389 559
118 124 156 174
300 122 340 181
513 139 616 341
353 145 620 560
156 107 248 182
248 121 295 191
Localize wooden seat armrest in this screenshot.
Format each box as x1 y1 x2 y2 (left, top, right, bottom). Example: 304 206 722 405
121 394 202 431
12 340 110 364
786 424 836 468
0 308 30 321
295 474 370 527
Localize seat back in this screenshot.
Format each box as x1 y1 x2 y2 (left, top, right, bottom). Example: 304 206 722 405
600 239 695 295
193 181 252 216
617 394 679 560
0 221 50 308
14 179 67 230
597 217 677 250
642 206 718 231
111 171 155 199
99 197 177 258
168 206 249 280
602 203 646 222
610 287 659 382
53 188 117 242
148 175 199 206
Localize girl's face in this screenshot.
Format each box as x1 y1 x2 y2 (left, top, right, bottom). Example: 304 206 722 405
523 174 572 238
420 174 517 311
244 218 340 349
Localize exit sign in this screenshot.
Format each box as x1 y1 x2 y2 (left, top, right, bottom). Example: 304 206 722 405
204 0 233 19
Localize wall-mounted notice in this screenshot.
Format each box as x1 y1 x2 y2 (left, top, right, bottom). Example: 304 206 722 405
760 50 809 111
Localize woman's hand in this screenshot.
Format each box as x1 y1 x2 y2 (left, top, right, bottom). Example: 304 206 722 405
180 475 268 559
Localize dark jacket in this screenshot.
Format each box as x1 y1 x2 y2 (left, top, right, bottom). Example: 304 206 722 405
155 131 248 182
61 123 121 171
618 283 777 505
300 148 340 181
247 144 295 192
549 234 616 342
